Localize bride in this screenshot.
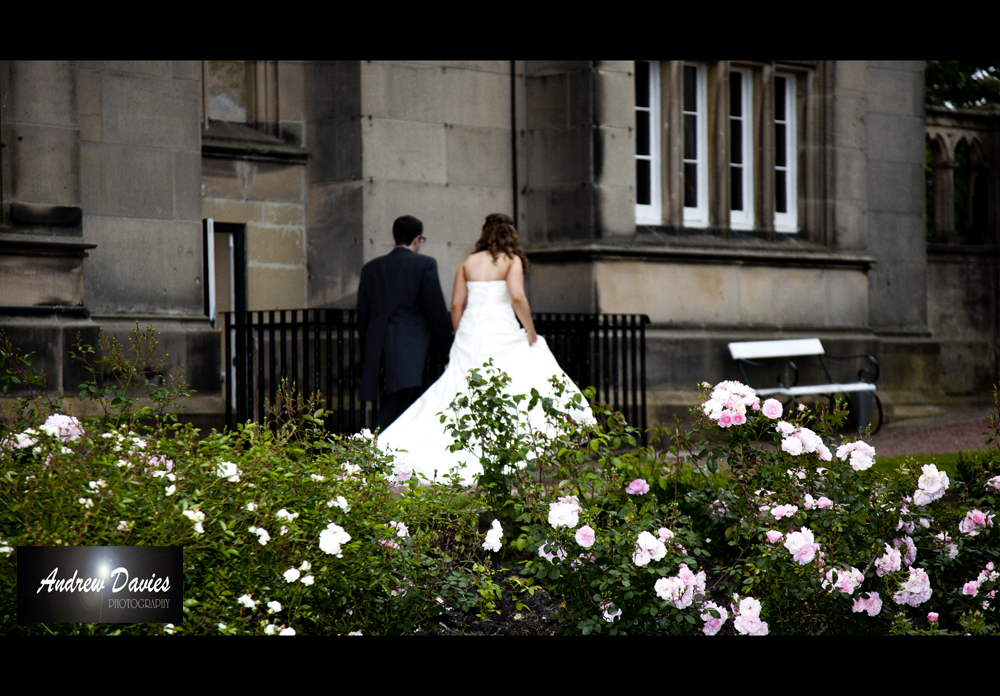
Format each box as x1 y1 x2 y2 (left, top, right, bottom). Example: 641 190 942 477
377 213 594 485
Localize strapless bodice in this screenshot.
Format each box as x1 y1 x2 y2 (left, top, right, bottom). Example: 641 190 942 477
466 280 511 307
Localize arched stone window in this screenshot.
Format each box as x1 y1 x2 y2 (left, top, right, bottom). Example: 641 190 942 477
926 107 998 246
953 138 989 244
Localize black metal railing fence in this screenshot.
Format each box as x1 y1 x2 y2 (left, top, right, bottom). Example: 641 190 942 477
224 309 649 442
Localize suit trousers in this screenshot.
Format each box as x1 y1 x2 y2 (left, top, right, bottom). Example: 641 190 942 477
376 386 424 432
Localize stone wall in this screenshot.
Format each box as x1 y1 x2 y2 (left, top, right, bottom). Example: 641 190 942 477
924 106 1000 397
3 59 992 433
524 61 908 424
0 61 221 427
307 61 522 309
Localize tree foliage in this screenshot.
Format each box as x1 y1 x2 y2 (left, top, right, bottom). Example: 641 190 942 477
926 61 1000 109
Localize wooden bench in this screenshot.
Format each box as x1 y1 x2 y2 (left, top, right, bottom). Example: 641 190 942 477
728 338 882 434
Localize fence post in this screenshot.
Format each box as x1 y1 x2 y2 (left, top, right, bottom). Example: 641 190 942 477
224 310 650 444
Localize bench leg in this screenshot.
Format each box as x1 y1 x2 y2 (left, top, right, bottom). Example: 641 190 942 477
847 391 882 437
871 394 883 437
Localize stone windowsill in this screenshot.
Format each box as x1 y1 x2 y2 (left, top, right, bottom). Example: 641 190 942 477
0 232 96 256
527 235 877 270
927 243 1000 256
201 120 308 163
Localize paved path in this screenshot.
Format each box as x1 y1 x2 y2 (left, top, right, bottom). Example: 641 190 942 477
868 403 996 458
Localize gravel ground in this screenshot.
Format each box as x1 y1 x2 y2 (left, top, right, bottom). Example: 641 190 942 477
869 419 994 458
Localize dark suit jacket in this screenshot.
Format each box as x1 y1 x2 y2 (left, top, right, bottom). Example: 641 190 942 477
357 247 453 401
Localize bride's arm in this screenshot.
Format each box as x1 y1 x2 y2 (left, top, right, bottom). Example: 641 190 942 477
506 256 538 346
451 263 468 332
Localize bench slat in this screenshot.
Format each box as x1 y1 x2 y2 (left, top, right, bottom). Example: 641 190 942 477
755 382 878 397
729 338 825 360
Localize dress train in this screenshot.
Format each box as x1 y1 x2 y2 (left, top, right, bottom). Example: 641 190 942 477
377 281 593 485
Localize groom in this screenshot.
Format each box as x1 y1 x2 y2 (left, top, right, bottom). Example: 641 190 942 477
357 215 453 431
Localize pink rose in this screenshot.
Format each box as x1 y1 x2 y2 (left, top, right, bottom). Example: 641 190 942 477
781 436 804 456
602 601 621 622
771 504 798 520
575 525 596 548
793 543 819 564
893 536 917 567
875 544 902 577
851 591 883 616
761 399 782 419
959 509 995 536
927 612 939 622
784 527 819 565
626 479 650 495
41 413 85 442
776 421 796 436
765 530 783 543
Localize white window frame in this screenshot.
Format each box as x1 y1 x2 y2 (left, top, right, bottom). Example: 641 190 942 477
729 68 754 230
773 72 798 233
635 61 661 224
683 63 709 228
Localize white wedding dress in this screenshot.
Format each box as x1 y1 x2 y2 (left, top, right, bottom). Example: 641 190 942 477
378 280 594 485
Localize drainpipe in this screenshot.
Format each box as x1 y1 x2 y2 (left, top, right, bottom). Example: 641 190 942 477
511 60 518 224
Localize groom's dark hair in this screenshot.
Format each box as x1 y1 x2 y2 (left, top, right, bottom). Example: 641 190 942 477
393 215 423 245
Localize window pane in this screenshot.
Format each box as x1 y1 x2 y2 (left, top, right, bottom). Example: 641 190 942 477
635 61 650 108
637 160 651 205
731 167 743 212
731 120 742 165
684 162 697 208
684 114 697 160
774 76 786 121
636 111 650 156
730 72 742 117
775 170 787 213
208 60 249 123
684 66 696 113
775 123 786 167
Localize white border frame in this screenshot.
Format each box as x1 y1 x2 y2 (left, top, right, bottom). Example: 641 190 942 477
683 63 709 229
773 72 798 233
635 61 661 225
729 67 754 231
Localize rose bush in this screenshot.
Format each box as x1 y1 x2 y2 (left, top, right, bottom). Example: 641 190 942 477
3 325 999 635
0 328 505 636
443 367 1000 635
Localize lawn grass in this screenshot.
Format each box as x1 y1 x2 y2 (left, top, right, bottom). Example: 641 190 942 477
874 449 997 480
874 452 962 478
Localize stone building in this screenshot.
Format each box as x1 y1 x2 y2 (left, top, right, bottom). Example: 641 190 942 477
1 61 996 429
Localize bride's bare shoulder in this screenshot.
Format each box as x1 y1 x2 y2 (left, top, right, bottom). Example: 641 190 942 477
464 250 491 264
464 250 512 281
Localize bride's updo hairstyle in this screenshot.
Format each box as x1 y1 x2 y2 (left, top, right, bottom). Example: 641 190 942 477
475 213 530 275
